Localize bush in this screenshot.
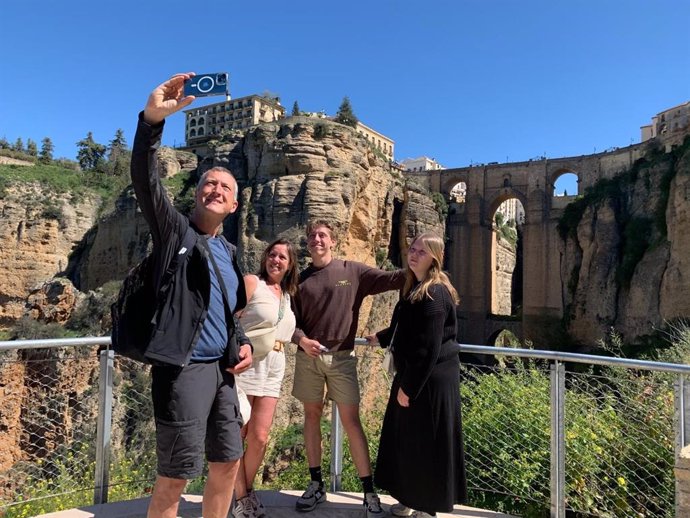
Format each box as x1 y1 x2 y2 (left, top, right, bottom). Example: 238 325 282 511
431 192 448 222
314 123 328 139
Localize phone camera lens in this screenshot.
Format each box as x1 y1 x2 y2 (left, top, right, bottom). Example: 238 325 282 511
197 76 214 93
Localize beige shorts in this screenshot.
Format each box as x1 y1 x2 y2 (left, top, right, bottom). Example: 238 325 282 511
236 349 286 398
292 350 359 405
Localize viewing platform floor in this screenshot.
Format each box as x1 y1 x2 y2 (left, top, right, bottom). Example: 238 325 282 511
38 491 516 518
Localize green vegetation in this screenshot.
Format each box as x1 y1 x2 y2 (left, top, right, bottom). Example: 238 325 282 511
39 137 54 163
375 247 396 271
617 216 653 287
0 163 127 199
163 170 197 216
334 96 358 128
76 132 107 171
0 148 37 163
313 123 329 139
460 324 684 517
494 212 518 247
5 444 156 518
431 192 448 222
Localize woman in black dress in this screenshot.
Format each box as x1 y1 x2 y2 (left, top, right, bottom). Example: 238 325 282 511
371 232 467 517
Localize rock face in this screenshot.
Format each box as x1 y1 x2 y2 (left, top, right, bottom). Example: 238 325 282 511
560 141 690 344
0 184 99 324
493 237 517 315
204 118 444 277
25 278 82 324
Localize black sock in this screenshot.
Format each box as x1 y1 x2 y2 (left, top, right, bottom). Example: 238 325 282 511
309 466 323 483
360 475 374 494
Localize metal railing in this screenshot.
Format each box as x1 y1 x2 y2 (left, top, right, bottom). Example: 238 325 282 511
1 337 688 517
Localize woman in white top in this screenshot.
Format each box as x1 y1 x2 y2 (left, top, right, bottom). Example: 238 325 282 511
233 238 298 518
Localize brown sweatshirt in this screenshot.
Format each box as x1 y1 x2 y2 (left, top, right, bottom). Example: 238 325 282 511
291 259 405 352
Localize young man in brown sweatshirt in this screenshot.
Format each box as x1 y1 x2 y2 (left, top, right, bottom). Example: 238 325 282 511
291 220 405 517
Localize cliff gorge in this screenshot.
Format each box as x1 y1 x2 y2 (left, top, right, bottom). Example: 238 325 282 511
559 138 690 345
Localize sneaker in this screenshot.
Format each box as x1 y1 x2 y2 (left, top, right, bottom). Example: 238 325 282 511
248 489 266 518
295 480 327 512
410 512 435 518
390 503 414 517
363 492 385 518
232 496 255 518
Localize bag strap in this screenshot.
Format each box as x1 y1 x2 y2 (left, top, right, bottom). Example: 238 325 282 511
276 292 288 326
201 236 232 311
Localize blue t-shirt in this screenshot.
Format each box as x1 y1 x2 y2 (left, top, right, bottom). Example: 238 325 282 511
191 237 239 361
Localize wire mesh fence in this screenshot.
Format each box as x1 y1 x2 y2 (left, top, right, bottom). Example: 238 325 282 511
0 345 102 516
0 341 685 517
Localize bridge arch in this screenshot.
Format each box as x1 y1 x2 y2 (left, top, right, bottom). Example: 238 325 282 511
550 167 580 197
430 143 647 347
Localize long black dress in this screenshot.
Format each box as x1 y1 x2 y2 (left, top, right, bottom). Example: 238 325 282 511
374 283 467 515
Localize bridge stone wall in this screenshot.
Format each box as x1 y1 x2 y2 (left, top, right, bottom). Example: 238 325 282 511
427 139 660 346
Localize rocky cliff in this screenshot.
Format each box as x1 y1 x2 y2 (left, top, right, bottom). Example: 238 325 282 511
0 118 444 503
0 185 100 324
559 138 690 345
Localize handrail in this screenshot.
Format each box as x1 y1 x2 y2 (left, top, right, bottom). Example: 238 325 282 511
3 337 689 374
1 335 688 515
457 343 690 374
0 337 111 351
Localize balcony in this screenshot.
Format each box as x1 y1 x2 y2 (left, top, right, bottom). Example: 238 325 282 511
2 337 689 517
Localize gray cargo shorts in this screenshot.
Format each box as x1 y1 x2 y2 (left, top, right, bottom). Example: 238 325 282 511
151 360 243 479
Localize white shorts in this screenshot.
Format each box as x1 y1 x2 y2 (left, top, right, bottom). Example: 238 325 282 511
236 349 286 398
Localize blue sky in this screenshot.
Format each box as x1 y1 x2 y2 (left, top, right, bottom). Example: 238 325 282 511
1 0 688 194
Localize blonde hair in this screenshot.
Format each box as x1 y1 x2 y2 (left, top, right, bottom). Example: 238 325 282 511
403 232 460 304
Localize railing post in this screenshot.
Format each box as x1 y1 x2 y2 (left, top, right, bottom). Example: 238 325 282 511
675 374 690 452
94 349 114 504
329 402 343 492
674 373 690 512
550 361 565 518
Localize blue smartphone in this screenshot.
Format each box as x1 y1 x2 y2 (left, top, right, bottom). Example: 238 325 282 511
184 73 229 97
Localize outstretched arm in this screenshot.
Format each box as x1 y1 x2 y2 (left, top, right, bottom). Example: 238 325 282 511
143 73 196 125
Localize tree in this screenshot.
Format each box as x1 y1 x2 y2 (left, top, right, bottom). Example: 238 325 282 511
105 129 130 176
335 96 358 128
0 137 9 149
292 101 300 116
76 132 106 171
108 129 127 156
39 137 54 163
14 137 24 153
26 138 37 157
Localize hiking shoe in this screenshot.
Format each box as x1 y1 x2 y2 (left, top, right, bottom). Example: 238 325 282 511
363 492 385 518
295 480 326 512
390 503 414 517
248 489 266 518
232 496 255 518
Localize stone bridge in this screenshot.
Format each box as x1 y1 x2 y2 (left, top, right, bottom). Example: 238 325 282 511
415 142 651 347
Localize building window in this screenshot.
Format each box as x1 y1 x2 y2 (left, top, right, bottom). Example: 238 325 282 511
190 129 196 137
198 117 205 125
198 127 204 136
190 119 197 127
